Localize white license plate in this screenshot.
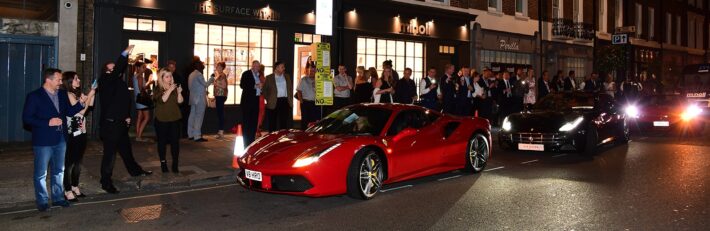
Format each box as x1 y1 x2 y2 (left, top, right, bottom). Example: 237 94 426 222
653 121 670 127
245 169 262 182
518 143 545 151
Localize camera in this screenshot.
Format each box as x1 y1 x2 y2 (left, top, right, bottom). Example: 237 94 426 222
64 1 73 9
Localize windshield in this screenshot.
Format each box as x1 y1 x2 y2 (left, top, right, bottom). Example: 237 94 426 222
641 95 684 106
306 107 392 135
534 93 595 111
682 74 710 92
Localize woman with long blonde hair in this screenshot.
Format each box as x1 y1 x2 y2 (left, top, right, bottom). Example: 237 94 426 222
152 69 184 173
374 68 395 103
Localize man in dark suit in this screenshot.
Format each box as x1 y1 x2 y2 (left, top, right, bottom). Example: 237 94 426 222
583 72 601 92
564 70 577 91
23 68 85 211
240 60 262 146
454 66 473 116
97 45 152 194
262 61 293 132
498 71 515 124
538 70 552 99
477 69 495 123
439 64 457 114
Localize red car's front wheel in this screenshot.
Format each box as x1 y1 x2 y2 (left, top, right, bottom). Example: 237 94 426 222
465 133 490 173
347 149 384 200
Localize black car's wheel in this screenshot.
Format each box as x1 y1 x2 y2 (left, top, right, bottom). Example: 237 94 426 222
346 148 384 200
617 119 630 144
582 125 599 156
464 133 490 173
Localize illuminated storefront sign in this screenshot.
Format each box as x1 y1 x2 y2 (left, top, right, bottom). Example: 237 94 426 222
194 1 280 21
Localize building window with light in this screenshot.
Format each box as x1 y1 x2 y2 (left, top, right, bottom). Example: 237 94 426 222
356 37 424 95
123 17 167 32
193 23 275 105
635 3 642 38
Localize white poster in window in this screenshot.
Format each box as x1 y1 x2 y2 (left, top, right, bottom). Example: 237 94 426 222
321 51 330 67
316 0 333 35
322 81 333 97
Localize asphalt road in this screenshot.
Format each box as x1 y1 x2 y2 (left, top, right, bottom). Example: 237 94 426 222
1 132 709 230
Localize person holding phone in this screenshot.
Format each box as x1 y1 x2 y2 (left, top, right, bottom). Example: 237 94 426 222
97 45 152 194
153 68 184 173
60 71 96 202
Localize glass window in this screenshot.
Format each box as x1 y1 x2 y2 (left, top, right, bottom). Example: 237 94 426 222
138 18 153 31
194 23 275 105
123 17 137 30
153 20 166 32
515 0 526 15
356 36 424 95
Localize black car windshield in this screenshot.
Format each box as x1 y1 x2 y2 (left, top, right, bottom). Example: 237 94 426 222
306 107 392 135
534 93 595 111
641 95 684 106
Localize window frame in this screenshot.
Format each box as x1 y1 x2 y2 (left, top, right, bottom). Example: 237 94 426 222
515 0 528 17
488 0 503 13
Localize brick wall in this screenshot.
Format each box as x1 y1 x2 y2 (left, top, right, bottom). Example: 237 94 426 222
76 0 95 131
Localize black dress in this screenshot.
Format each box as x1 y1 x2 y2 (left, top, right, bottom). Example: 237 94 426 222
379 81 393 103
354 82 373 104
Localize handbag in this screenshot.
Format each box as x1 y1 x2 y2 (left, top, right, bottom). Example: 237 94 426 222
136 90 154 108
207 96 216 108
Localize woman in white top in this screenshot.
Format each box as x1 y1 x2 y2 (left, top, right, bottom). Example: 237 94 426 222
603 74 616 98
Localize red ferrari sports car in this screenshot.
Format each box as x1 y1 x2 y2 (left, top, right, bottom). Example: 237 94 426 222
236 103 492 199
624 94 705 134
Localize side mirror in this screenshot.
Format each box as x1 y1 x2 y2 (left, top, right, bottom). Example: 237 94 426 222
393 128 417 142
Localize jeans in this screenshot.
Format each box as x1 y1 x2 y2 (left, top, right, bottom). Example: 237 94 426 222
215 96 227 131
188 99 206 139
33 137 67 206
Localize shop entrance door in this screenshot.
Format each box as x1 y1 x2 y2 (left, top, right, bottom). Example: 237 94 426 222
293 45 313 121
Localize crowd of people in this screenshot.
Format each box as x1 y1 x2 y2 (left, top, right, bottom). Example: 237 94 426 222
23 42 668 211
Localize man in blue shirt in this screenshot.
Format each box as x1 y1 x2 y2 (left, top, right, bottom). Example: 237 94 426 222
23 68 85 211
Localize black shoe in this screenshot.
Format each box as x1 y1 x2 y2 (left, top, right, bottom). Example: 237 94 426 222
52 200 71 208
171 164 180 173
64 193 79 202
102 184 120 194
37 204 49 212
194 138 207 142
132 170 153 177
161 162 169 173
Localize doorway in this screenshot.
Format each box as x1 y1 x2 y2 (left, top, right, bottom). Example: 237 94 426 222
293 44 313 121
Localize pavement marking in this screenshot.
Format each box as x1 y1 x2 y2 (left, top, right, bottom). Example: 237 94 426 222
484 166 505 172
521 159 539 164
380 185 413 192
552 154 567 158
437 175 462 181
0 183 236 216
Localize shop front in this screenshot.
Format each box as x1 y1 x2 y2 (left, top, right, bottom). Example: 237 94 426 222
543 41 593 83
94 0 319 133
339 0 474 96
471 25 537 74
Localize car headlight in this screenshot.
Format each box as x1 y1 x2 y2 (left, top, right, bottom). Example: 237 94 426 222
559 117 584 132
502 117 512 131
681 105 703 121
292 143 341 167
625 105 640 118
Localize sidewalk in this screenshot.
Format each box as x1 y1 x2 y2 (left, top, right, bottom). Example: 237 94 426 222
0 134 239 210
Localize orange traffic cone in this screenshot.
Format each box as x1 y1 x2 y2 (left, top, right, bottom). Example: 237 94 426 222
232 124 244 169
475 110 479 117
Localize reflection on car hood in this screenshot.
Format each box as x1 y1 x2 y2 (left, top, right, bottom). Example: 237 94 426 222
507 110 586 133
243 131 350 166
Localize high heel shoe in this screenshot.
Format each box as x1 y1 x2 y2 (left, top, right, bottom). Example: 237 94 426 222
72 186 86 198
160 161 169 173
65 191 78 202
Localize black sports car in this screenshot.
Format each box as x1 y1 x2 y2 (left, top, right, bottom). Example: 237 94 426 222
499 92 630 155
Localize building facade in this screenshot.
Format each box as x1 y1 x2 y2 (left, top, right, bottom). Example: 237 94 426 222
596 0 709 87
